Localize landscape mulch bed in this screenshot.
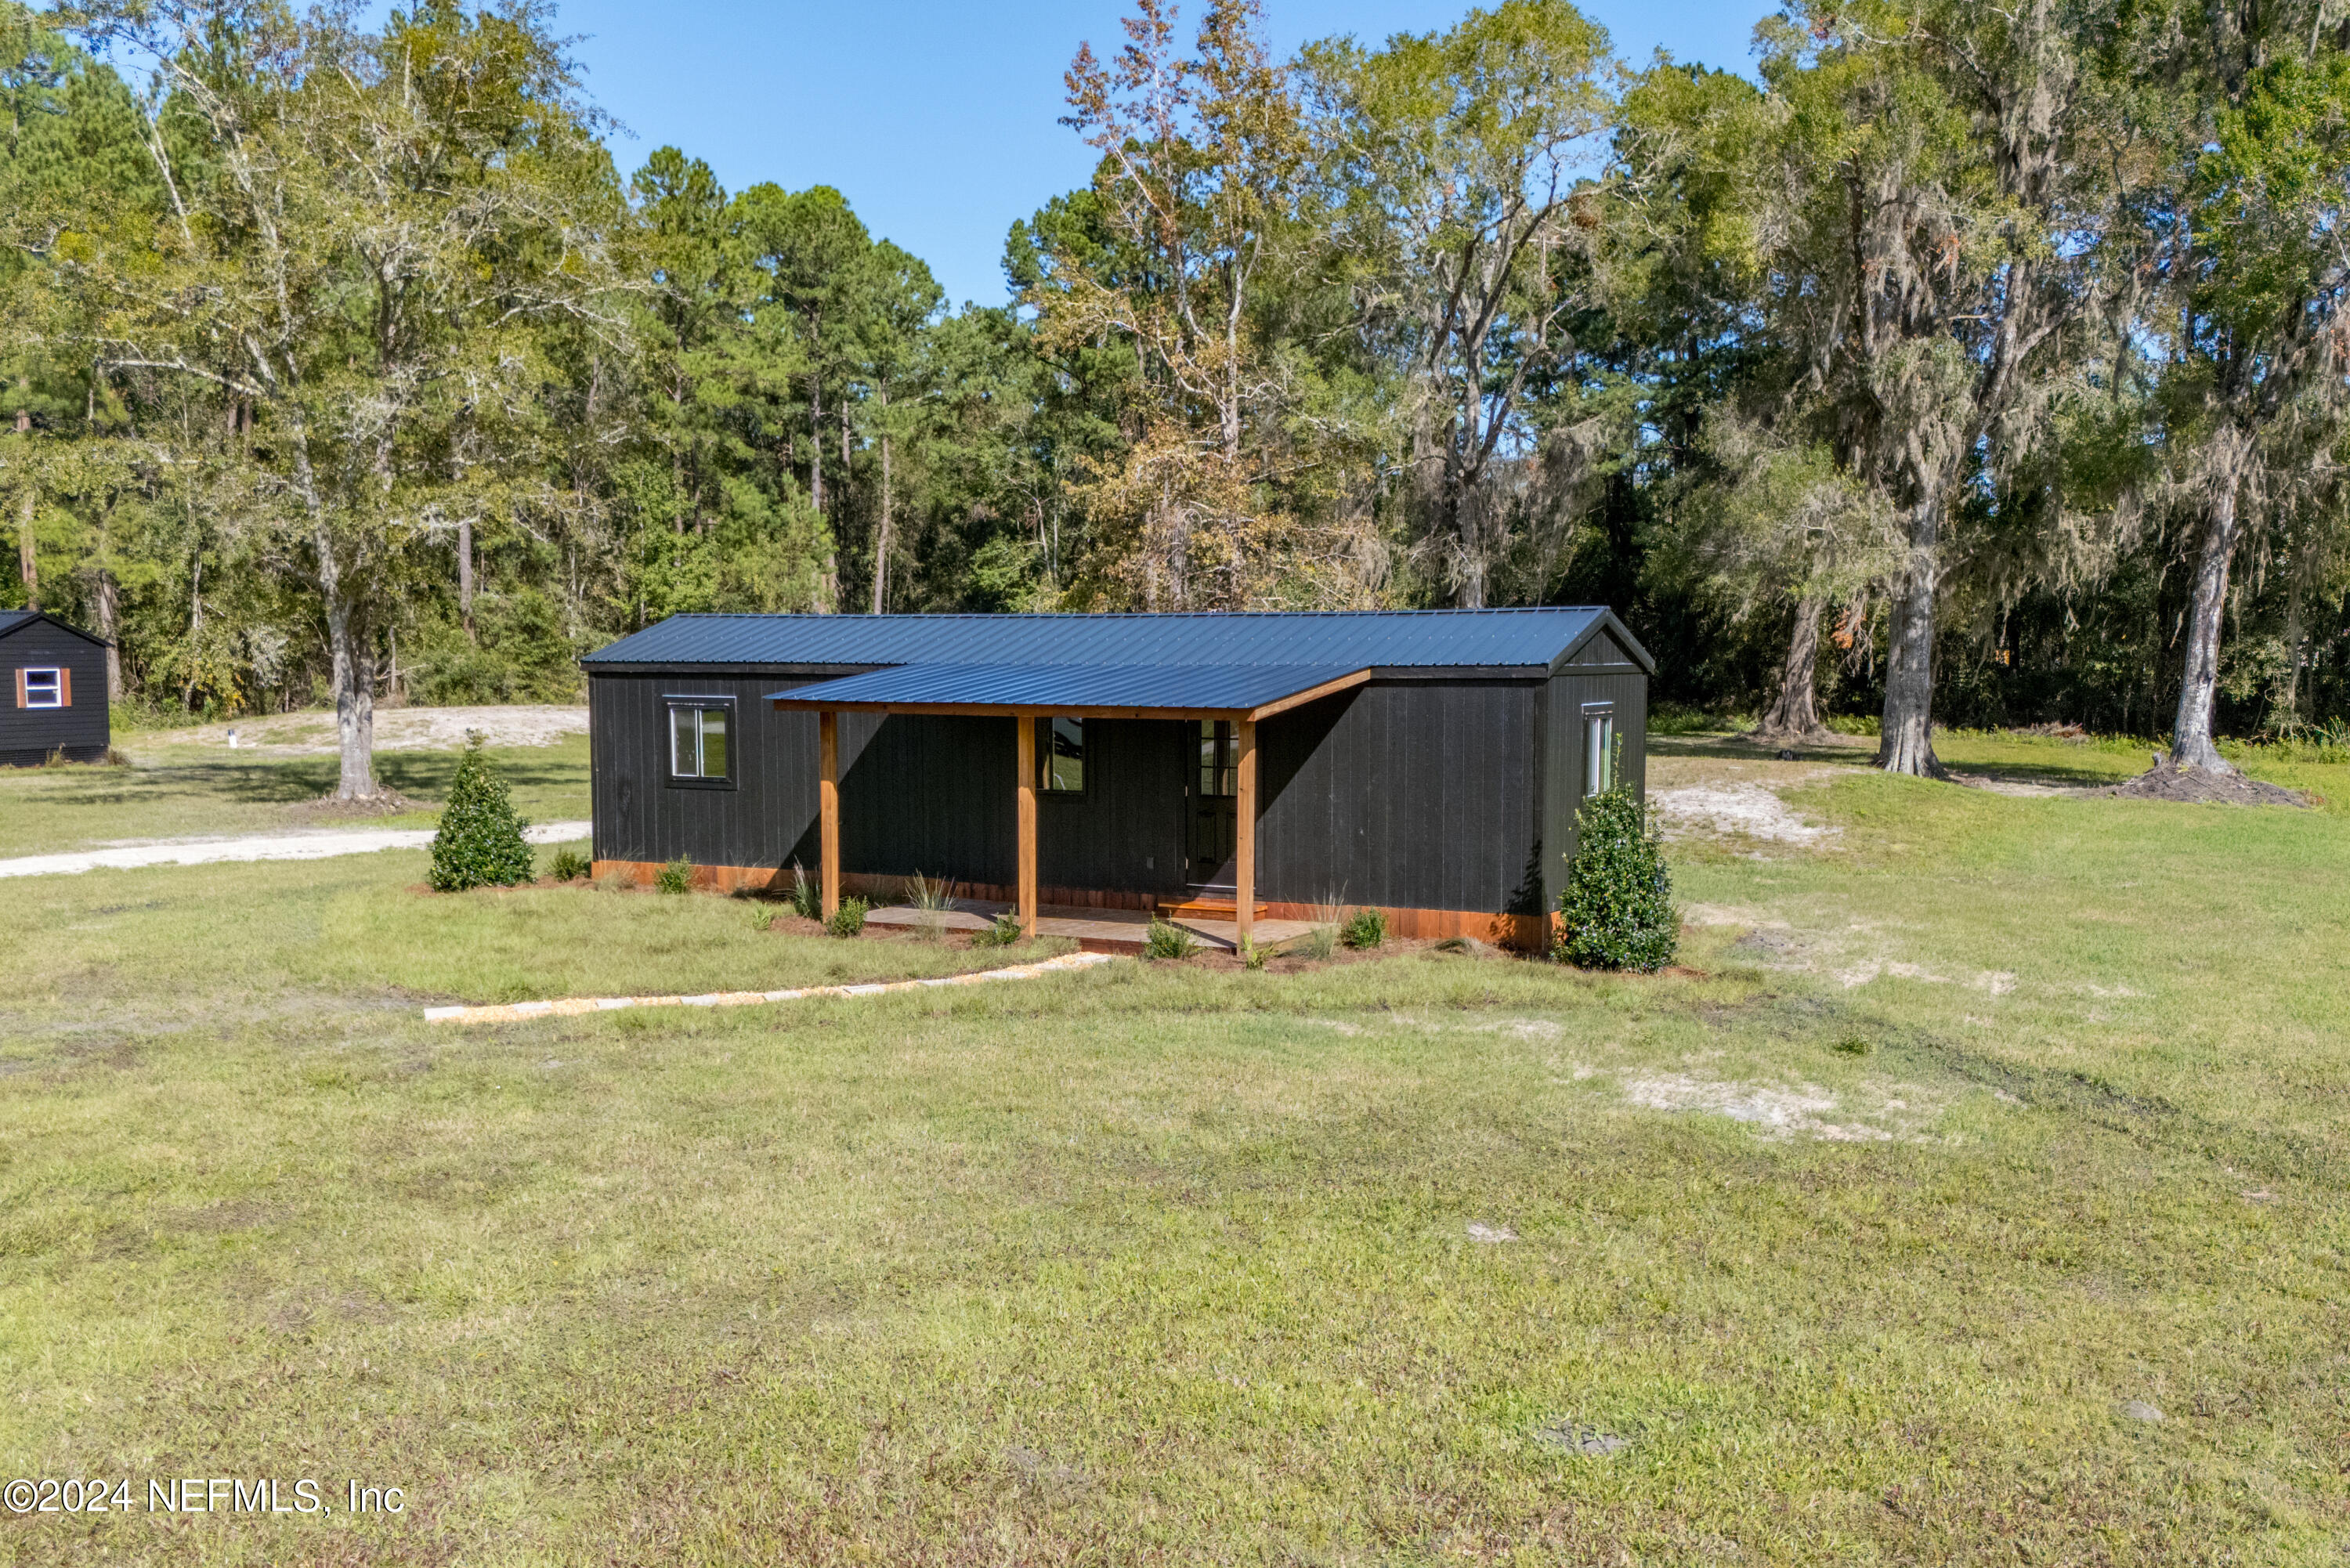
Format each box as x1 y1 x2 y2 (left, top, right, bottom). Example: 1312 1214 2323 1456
2094 763 2309 807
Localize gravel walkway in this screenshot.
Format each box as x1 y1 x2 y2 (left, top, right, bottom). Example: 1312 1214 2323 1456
0 821 592 880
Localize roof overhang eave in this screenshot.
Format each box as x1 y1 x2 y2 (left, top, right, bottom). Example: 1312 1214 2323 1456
766 667 1373 724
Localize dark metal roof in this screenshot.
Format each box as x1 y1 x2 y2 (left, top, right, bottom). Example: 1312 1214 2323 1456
768 661 1365 715
584 607 1643 672
0 609 110 646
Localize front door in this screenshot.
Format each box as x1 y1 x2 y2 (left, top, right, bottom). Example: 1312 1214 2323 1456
1185 719 1238 887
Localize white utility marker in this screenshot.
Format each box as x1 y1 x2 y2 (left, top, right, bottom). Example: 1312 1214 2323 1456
422 949 1118 1026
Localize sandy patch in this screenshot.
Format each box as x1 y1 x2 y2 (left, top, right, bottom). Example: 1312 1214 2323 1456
139 705 589 755
1622 1071 1943 1142
1651 782 1840 847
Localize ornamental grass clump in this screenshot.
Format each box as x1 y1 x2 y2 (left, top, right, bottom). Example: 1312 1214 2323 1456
1553 783 1677 972
428 732 534 892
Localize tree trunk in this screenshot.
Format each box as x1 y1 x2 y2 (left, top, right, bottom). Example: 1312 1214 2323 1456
872 419 891 616
457 515 475 642
1876 494 1947 778
326 593 378 800
1757 595 1826 739
808 378 824 515
16 481 34 608
2171 459 2249 773
95 567 121 700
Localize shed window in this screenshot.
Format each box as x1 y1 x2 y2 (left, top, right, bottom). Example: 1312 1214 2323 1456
1582 704 1616 796
667 701 732 782
1196 720 1237 797
1039 717 1084 793
19 668 64 709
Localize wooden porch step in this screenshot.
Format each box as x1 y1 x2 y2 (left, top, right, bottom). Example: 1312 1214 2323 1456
1155 895 1268 920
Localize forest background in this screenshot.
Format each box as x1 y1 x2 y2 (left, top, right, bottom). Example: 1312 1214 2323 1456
6 0 2350 796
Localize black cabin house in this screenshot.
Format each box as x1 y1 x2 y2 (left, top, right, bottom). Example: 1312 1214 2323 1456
580 609 1651 948
1 609 110 767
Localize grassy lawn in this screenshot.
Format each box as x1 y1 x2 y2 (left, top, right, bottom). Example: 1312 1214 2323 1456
2 730 2346 1563
0 732 590 857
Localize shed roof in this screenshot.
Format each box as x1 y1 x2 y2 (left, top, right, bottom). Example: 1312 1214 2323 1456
584 607 1650 674
767 661 1369 720
0 609 110 647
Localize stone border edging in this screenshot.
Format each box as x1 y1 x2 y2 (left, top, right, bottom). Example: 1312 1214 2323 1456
421 949 1117 1026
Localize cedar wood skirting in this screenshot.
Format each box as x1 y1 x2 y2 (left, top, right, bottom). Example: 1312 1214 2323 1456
590 858 1551 950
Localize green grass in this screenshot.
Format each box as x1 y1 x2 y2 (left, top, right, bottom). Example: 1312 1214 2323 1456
2 734 2348 1563
0 734 590 855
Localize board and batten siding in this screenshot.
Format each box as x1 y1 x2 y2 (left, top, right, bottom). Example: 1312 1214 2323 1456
1 621 110 767
1539 624 1650 913
1257 677 1546 916
594 668 1568 917
590 671 1198 896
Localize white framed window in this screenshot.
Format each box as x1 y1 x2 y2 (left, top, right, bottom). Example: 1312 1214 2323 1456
666 699 733 785
19 667 64 709
1582 703 1616 796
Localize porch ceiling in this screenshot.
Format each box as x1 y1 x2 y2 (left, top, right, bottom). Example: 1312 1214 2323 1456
765 662 1371 722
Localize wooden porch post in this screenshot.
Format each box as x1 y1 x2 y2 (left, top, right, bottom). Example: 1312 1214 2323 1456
1235 717 1256 948
1015 716 1038 938
819 710 840 919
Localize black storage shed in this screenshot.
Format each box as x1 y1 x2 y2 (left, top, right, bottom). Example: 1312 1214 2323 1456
580 608 1651 948
1 609 111 767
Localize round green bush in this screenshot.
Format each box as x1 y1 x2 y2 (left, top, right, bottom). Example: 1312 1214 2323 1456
1553 785 1678 972
826 896 870 938
428 733 536 892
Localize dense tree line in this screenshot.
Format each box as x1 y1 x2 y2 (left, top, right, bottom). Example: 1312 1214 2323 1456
5 0 2348 797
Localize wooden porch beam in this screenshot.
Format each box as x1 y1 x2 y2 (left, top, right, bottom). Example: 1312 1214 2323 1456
1235 717 1256 948
1015 716 1038 938
819 710 840 920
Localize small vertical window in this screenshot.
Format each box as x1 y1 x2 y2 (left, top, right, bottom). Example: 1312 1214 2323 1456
1582 704 1616 796
667 701 732 782
19 668 63 709
1197 720 1236 797
1039 716 1084 793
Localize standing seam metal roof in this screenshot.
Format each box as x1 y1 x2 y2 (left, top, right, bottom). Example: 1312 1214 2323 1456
583 608 1632 670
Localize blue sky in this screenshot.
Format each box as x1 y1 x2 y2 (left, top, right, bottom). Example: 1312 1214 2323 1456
548 0 1770 309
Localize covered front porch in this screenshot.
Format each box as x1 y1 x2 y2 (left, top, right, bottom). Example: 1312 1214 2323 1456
769 660 1372 947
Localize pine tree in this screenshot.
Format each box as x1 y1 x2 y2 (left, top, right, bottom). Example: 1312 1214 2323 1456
429 732 535 892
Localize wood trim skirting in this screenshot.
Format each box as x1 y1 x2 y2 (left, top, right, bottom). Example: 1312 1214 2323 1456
588 859 1549 949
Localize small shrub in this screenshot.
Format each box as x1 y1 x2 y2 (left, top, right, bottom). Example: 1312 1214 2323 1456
972 912 1025 947
1144 920 1201 961
1340 907 1387 950
788 862 821 919
1240 938 1267 970
826 895 870 938
549 847 591 883
656 855 696 895
428 732 536 891
1553 782 1678 972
